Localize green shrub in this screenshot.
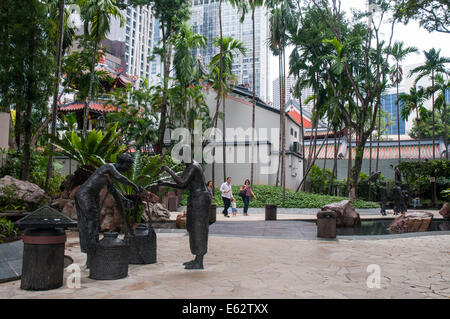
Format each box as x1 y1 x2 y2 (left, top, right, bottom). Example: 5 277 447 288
179 185 379 209
0 148 65 197
0 216 18 243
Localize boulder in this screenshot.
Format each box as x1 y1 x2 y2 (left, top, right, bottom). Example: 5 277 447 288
439 202 450 219
143 202 171 222
388 211 433 233
62 200 77 220
322 200 361 227
0 175 48 204
176 211 187 229
57 186 124 233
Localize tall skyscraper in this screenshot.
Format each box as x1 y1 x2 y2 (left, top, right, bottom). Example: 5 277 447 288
108 1 156 87
272 76 314 113
189 0 270 102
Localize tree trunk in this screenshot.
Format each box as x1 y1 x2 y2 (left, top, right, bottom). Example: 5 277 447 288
376 95 381 172
157 23 174 154
82 41 97 137
250 7 256 185
21 29 36 181
329 133 340 195
347 126 352 194
45 0 65 192
396 69 401 164
432 71 435 159
349 134 367 201
276 53 282 187
319 133 329 194
281 48 286 204
222 93 226 181
299 88 306 191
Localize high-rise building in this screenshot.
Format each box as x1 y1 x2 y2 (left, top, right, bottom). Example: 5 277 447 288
107 1 156 87
272 76 296 110
189 0 270 102
272 76 314 113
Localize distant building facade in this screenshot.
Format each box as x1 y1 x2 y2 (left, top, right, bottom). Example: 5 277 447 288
189 0 271 102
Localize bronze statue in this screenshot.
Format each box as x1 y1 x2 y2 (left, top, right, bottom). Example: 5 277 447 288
392 181 407 215
75 153 142 268
158 160 211 270
379 181 387 216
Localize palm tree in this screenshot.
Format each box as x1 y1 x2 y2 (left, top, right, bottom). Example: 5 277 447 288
209 36 246 181
268 1 293 204
45 0 67 192
410 48 450 159
389 41 418 164
79 0 124 137
429 74 450 159
398 85 427 162
239 0 264 185
173 22 207 128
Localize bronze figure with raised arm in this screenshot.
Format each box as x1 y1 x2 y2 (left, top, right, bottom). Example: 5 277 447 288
158 159 211 270
75 153 143 268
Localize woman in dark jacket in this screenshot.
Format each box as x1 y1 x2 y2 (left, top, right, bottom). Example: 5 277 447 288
239 179 256 216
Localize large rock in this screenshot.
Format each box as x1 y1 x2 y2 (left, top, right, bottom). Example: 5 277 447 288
55 186 124 233
142 202 171 222
176 211 186 229
0 175 48 204
439 202 450 219
388 211 433 233
322 200 361 227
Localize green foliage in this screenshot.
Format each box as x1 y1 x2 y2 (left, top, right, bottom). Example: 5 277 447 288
409 108 450 141
0 184 27 212
308 165 334 194
106 81 159 152
180 185 379 209
399 160 450 200
0 216 18 243
0 149 64 197
394 0 450 34
114 150 184 195
48 122 126 169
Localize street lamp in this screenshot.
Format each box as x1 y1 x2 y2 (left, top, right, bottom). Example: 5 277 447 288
97 115 105 130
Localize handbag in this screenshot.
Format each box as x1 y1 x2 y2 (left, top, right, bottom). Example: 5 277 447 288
239 188 247 198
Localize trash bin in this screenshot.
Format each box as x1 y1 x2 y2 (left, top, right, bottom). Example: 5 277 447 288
209 204 217 225
265 204 277 221
316 210 337 238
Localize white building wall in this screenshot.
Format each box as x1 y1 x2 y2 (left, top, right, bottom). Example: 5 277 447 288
195 88 303 190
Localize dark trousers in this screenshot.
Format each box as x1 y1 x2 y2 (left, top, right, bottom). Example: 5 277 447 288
222 197 231 215
243 196 250 213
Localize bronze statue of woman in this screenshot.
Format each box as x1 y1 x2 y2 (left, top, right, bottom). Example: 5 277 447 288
158 160 211 270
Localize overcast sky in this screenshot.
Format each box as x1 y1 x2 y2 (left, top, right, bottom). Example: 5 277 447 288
268 1 450 102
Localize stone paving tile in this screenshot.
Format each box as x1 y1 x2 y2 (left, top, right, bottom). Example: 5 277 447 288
1 231 449 299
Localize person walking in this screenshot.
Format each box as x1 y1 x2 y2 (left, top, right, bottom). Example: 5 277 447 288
412 189 420 208
239 179 257 216
220 177 233 217
206 180 214 198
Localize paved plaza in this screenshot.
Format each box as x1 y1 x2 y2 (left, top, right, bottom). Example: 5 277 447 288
0 209 449 299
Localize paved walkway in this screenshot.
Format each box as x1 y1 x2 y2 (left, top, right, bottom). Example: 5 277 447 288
1 229 449 299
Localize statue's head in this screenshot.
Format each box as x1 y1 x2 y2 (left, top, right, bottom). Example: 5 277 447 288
116 153 134 172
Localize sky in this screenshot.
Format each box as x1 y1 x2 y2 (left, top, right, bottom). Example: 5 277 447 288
268 1 450 103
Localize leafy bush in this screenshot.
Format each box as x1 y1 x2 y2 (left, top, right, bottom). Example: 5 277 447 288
48 122 126 169
0 184 28 211
0 149 65 197
180 185 379 209
0 216 18 243
399 160 450 200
